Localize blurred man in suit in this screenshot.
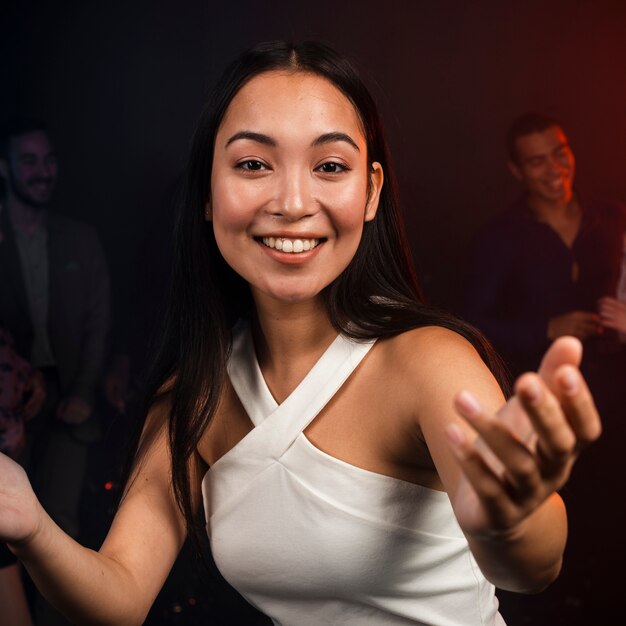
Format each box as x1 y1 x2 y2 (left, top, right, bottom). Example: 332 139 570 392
0 117 110 546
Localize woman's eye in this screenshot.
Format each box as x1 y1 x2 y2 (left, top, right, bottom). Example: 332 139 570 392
317 162 347 174
237 160 267 171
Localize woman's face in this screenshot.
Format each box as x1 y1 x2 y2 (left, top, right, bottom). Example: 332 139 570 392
208 70 383 306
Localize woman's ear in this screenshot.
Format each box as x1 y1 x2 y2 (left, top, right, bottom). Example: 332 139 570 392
365 162 384 222
204 199 212 221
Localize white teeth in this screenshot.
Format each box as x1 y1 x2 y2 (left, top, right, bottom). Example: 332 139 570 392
261 237 320 254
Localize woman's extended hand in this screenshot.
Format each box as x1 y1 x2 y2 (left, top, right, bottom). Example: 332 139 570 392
446 336 601 538
0 452 42 547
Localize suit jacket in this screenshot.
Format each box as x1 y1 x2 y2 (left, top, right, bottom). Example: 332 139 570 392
0 208 110 408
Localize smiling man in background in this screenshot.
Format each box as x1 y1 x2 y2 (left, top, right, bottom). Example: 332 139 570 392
0 118 110 624
460 112 626 621
461 112 625 377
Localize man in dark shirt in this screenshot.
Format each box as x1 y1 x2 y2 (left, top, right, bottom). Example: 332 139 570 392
462 113 626 624
462 113 625 377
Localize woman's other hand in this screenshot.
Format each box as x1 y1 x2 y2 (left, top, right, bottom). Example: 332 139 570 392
0 451 42 547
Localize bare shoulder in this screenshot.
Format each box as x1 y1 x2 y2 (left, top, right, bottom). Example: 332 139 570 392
381 326 486 376
377 326 504 416
144 390 209 476
371 326 507 498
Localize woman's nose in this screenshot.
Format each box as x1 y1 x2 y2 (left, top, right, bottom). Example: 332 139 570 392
273 170 316 220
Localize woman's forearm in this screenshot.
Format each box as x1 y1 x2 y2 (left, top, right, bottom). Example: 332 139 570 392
10 505 152 626
467 493 567 593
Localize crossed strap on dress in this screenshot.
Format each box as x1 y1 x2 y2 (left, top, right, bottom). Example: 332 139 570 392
225 320 376 464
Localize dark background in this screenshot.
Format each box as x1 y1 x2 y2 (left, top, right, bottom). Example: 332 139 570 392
3 0 626 316
2 1 625 624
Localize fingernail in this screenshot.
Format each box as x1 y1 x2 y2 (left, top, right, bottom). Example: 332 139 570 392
446 423 466 447
524 379 542 405
560 367 579 395
456 390 481 416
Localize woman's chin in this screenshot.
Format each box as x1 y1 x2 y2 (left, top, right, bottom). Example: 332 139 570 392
251 284 327 308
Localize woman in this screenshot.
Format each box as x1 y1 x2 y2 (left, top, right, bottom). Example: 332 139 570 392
0 41 600 625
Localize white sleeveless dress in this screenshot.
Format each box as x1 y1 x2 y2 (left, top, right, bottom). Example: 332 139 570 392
202 321 506 625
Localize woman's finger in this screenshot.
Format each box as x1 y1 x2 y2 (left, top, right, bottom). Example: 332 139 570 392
553 365 602 446
516 375 575 450
445 423 517 524
454 392 542 499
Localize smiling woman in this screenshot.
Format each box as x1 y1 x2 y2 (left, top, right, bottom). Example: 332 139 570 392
208 70 382 303
0 41 603 626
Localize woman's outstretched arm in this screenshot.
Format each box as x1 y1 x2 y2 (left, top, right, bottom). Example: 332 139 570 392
400 330 600 593
1 403 192 625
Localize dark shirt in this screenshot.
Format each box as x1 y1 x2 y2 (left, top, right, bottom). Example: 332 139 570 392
461 197 626 377
11 217 56 367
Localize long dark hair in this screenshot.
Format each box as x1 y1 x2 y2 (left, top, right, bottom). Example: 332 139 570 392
131 40 509 553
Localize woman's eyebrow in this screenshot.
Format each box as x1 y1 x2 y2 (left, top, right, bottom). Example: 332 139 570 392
312 132 360 151
225 131 276 148
224 130 360 152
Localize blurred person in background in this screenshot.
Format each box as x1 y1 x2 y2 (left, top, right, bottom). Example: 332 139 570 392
462 112 626 621
0 119 110 624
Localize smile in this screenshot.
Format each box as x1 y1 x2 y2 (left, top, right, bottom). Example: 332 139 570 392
261 237 321 254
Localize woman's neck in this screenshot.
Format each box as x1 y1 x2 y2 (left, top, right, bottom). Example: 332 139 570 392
251 294 338 402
